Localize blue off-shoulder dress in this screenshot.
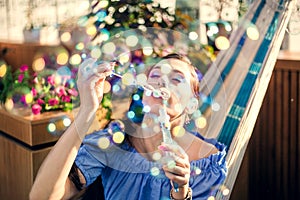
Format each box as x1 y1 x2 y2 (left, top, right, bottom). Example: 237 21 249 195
75 129 227 200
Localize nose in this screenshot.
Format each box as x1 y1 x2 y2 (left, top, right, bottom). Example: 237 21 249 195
158 75 169 87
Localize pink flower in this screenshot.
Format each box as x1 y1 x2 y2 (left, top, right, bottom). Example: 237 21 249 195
37 98 45 105
31 88 37 97
18 74 24 83
68 88 78 97
20 65 29 72
33 77 39 84
47 75 55 85
62 95 71 103
32 104 42 115
48 98 59 106
56 86 67 97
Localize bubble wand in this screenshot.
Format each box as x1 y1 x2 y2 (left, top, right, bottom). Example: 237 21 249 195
157 90 180 193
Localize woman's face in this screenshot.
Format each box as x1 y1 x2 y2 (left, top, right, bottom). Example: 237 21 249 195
142 58 196 120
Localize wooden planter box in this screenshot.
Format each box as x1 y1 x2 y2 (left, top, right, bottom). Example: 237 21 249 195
0 108 72 200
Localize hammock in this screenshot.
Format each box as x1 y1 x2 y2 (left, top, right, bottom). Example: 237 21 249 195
197 0 296 198
83 1 296 198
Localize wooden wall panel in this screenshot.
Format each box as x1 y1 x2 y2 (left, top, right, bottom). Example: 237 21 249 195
232 52 300 200
0 133 51 200
245 56 300 200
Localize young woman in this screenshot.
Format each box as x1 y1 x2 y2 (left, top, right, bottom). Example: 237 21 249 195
30 54 227 200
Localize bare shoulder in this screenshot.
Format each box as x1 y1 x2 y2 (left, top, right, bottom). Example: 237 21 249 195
176 133 219 161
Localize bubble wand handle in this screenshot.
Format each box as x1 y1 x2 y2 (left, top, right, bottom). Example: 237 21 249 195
158 102 179 193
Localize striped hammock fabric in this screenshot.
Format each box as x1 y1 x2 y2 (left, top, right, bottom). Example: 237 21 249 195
197 0 296 198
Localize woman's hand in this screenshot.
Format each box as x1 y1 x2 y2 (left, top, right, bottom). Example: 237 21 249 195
77 58 113 113
159 143 191 199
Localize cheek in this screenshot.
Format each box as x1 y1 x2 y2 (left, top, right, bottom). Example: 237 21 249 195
171 83 193 105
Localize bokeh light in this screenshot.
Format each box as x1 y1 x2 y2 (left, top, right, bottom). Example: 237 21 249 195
63 117 72 127
215 36 230 50
4 98 14 111
98 0 109 9
207 196 215 200
161 64 172 74
167 160 176 169
136 73 147 86
98 136 111 149
100 29 110 41
247 25 260 40
57 52 69 65
76 42 85 51
0 63 7 77
150 167 160 176
25 93 33 104
60 32 71 43
119 53 130 64
222 187 230 196
102 42 116 54
47 123 56 133
122 72 135 86
195 116 207 129
32 57 46 72
103 81 112 94
86 25 97 36
126 35 139 47
195 167 201 175
112 131 125 144
211 102 220 112
69 54 82 65
172 125 186 137
142 47 153 56
152 152 162 161
189 31 199 40
90 47 102 59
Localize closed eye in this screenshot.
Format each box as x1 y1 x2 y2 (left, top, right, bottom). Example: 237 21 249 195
149 70 162 79
149 74 161 78
171 74 185 83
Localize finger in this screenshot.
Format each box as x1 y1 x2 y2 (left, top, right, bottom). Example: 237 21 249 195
78 58 97 79
94 61 113 74
90 74 106 88
79 59 113 80
159 143 188 159
163 164 190 177
163 171 189 186
173 156 190 168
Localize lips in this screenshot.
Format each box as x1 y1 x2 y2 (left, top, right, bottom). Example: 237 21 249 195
141 84 171 100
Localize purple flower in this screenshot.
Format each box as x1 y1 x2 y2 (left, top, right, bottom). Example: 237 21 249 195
32 104 42 115
20 95 27 105
48 98 59 106
18 74 24 83
68 88 78 97
47 75 55 86
20 65 29 72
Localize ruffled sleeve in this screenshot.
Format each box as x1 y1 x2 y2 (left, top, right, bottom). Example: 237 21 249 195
75 130 109 186
189 137 227 199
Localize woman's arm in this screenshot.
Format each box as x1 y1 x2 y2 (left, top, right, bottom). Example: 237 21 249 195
29 109 93 200
29 59 113 200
